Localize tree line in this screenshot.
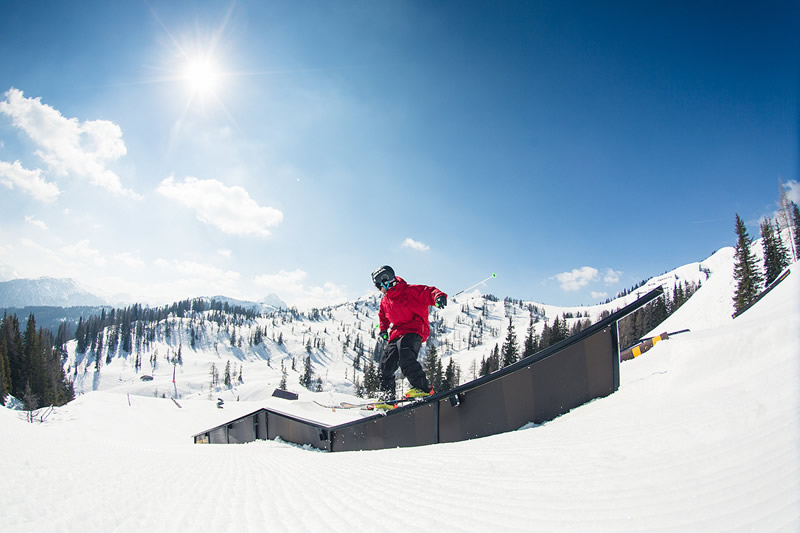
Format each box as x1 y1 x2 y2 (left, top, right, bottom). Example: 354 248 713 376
0 313 74 409
732 199 799 315
472 276 701 379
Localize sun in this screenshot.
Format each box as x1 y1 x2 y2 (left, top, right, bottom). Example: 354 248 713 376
182 56 221 96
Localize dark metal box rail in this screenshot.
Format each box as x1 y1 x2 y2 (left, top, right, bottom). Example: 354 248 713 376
193 288 662 452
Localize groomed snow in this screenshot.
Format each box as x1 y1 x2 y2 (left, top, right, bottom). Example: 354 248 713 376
2 257 799 532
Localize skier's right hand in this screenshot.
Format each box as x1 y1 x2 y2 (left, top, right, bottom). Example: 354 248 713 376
379 330 389 342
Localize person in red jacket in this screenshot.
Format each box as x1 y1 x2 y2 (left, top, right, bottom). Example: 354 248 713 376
371 265 447 401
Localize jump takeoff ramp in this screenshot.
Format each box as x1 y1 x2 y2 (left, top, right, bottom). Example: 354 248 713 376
193 288 663 452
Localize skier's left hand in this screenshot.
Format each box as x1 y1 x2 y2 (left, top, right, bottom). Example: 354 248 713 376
435 295 447 309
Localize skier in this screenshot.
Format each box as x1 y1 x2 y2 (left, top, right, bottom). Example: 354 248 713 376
371 265 447 404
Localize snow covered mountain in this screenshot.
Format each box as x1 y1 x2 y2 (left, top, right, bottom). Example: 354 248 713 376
259 293 288 311
2 244 797 532
0 277 107 308
205 293 288 313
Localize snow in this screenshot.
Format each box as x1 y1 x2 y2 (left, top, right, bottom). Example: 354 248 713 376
2 251 799 532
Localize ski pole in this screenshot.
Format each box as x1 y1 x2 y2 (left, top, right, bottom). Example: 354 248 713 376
451 273 497 299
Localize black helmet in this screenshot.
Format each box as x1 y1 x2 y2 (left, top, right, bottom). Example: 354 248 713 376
371 265 397 290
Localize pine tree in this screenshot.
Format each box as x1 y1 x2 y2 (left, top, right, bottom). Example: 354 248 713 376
54 322 70 363
22 314 40 398
650 294 669 329
300 355 315 389
224 361 232 387
479 344 501 376
539 320 552 351
442 358 457 391
792 201 800 260
209 363 218 390
523 317 538 358
501 317 519 367
424 344 443 391
761 218 790 285
22 381 39 421
0 333 10 405
75 317 88 354
279 360 288 389
733 214 764 314
548 315 568 345
362 359 379 396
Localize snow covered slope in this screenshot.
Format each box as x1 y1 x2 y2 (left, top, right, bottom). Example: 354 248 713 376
1 251 798 531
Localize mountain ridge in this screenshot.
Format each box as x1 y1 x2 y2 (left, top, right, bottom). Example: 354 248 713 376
0 277 106 308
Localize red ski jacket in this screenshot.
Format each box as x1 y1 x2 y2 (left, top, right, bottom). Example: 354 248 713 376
378 277 446 342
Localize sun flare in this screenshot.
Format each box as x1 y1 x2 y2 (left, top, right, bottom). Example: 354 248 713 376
182 57 221 95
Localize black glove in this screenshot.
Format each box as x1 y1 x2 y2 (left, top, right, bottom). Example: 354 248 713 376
379 330 389 341
435 295 447 309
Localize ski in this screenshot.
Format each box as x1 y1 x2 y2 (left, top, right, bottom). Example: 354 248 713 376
312 399 403 410
313 396 427 410
312 400 380 409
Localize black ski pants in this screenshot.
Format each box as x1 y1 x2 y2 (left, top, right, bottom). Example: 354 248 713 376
379 333 430 398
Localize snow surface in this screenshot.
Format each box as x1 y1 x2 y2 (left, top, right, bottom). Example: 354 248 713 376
2 251 799 532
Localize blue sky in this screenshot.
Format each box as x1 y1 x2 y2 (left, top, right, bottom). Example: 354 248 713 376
0 1 798 308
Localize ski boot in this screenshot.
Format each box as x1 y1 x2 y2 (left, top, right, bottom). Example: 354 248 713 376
404 387 434 399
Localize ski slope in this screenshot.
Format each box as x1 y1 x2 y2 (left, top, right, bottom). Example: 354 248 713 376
2 256 799 532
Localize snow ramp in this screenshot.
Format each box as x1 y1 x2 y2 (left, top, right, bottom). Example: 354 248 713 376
193 288 663 452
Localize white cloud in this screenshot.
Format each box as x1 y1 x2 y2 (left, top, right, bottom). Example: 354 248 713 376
0 160 60 202
61 239 107 267
591 291 608 300
21 237 55 256
255 269 307 289
774 180 800 224
402 237 430 251
784 180 799 205
154 258 240 281
0 244 19 280
254 269 347 309
149 258 241 301
554 266 598 292
114 252 145 268
0 88 140 199
0 261 18 281
603 268 622 285
157 175 283 237
217 248 232 258
24 215 48 230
